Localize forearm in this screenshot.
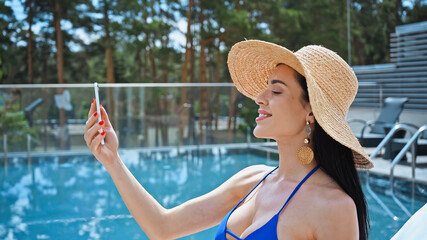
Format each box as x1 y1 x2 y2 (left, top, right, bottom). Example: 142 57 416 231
105 155 167 239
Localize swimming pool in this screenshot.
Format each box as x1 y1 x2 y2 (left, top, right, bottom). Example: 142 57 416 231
1 148 426 239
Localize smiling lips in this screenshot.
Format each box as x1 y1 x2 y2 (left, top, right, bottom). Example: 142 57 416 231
256 109 272 122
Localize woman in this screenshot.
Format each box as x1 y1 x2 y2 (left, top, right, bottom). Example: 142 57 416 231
84 40 374 240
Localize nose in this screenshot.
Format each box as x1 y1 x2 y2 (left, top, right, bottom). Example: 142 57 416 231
255 89 268 106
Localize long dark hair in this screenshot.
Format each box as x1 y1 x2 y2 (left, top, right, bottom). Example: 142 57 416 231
295 71 369 240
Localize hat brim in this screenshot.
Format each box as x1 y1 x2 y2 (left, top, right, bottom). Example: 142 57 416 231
228 40 374 169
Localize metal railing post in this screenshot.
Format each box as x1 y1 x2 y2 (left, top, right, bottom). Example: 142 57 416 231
246 126 251 148
3 134 7 176
390 125 427 214
27 133 31 159
367 123 417 220
27 133 32 173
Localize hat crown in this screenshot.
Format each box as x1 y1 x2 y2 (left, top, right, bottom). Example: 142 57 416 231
295 46 358 116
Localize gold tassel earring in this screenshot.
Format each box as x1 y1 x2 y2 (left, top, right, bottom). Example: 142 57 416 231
297 121 314 165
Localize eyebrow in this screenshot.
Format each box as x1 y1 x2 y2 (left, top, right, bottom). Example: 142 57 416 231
267 79 287 86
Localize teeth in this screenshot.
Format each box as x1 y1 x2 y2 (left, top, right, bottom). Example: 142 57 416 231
259 113 269 117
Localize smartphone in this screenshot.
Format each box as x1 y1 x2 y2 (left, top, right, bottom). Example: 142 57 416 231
94 82 105 145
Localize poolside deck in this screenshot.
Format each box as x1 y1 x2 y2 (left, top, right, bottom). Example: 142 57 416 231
364 147 427 184
255 143 427 185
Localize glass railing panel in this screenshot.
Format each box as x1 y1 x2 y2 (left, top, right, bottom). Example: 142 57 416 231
0 83 265 154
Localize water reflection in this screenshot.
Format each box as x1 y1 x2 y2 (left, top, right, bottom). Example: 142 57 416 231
0 148 425 239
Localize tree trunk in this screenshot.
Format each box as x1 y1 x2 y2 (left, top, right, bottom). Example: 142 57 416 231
214 43 221 131
143 49 149 81
312 4 319 35
160 95 168 146
233 96 238 133
147 47 160 145
353 35 365 65
148 47 157 82
54 1 64 85
54 0 67 149
41 45 48 84
145 41 160 145
206 52 213 143
160 41 170 146
135 49 142 80
188 36 196 144
394 0 401 27
390 0 402 63
227 88 237 141
143 50 149 145
104 0 116 128
198 6 209 144
104 0 115 84
26 0 33 84
179 0 193 145
161 58 169 83
141 10 160 145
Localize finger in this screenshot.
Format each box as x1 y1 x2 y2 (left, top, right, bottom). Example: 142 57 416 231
85 120 105 146
100 105 113 128
90 130 106 153
84 110 100 133
87 98 97 119
85 128 99 147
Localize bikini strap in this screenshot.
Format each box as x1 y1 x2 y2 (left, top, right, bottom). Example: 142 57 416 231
232 166 279 211
277 165 320 215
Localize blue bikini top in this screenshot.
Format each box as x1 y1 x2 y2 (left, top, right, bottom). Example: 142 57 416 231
215 165 319 240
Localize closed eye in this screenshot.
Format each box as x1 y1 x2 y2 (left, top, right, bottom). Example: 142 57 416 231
272 91 282 95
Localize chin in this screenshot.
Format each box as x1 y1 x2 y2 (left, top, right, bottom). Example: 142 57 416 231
253 127 272 139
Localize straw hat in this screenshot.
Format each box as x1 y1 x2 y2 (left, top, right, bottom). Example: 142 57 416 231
228 40 374 169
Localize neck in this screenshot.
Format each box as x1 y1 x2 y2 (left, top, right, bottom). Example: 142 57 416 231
275 139 318 180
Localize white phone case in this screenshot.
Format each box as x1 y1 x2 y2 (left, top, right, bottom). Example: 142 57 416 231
94 82 104 145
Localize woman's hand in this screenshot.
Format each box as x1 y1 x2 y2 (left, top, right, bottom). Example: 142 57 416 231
84 100 119 168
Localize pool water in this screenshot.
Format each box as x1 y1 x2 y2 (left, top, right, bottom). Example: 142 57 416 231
0 149 426 239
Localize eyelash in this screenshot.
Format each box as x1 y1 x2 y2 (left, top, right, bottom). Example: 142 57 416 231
272 91 282 95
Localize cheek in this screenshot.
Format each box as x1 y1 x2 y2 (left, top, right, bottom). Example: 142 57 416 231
273 97 300 120
272 101 306 132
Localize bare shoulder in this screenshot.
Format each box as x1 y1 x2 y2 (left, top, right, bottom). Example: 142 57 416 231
228 165 275 198
312 185 358 239
236 164 274 177
231 164 275 184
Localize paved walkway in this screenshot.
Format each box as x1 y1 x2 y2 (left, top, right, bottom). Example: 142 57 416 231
364 147 427 184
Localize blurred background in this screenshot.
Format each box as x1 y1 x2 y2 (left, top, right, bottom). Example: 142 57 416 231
1 0 427 239
1 0 426 151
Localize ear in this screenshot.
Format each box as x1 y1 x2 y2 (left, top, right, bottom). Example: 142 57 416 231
303 103 315 123
306 111 315 124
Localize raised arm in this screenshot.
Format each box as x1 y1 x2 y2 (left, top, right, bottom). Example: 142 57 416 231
84 100 268 239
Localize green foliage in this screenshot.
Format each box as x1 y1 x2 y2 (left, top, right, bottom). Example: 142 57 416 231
237 97 259 134
2 0 426 84
406 0 427 23
0 57 2 79
0 104 38 151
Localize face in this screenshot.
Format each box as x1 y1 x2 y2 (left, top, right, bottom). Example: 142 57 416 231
253 64 314 142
